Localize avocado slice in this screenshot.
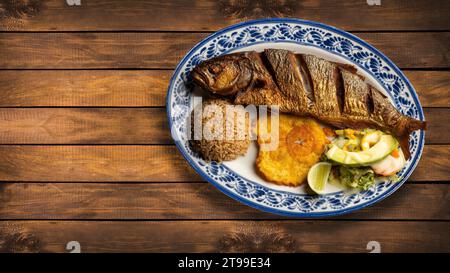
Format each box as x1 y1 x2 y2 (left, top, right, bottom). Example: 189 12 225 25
326 135 398 166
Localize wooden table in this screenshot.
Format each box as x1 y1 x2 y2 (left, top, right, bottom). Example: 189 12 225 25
0 0 448 253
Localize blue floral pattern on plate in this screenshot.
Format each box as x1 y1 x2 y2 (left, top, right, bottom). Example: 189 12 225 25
166 19 425 217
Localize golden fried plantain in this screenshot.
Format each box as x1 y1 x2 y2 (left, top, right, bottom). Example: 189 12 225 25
256 114 327 186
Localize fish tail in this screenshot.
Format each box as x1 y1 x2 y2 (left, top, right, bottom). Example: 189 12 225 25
407 118 427 133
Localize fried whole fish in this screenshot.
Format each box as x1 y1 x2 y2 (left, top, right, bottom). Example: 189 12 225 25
191 49 426 158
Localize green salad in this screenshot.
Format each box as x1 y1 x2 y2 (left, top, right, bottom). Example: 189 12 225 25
329 166 375 190
307 128 406 194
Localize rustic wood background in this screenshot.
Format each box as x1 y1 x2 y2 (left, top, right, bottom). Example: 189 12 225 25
0 0 449 253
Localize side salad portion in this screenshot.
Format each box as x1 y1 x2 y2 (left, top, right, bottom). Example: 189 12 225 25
308 129 406 194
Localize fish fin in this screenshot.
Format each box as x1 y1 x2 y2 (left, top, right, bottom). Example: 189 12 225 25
399 134 411 160
399 118 426 160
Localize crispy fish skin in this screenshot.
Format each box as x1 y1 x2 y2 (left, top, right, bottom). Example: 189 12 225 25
263 49 314 115
302 54 341 119
234 51 286 108
190 49 426 158
340 69 371 118
370 86 425 159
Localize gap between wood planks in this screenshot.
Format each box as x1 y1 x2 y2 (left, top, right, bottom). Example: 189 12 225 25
0 0 448 31
0 182 448 220
0 220 448 252
0 32 448 69
0 145 446 181
0 108 446 144
0 70 447 107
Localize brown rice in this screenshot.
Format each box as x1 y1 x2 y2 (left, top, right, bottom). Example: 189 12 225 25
190 98 251 162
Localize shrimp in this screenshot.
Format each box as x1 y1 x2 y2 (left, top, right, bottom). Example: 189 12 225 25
370 149 406 176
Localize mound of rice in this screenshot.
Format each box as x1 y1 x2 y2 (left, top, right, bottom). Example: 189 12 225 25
190 98 251 162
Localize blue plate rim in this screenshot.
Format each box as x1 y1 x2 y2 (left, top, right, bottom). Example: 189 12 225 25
166 18 425 217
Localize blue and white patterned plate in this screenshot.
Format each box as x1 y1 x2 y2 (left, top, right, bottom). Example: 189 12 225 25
166 18 425 217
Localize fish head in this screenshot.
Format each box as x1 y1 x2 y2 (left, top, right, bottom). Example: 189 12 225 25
190 53 253 96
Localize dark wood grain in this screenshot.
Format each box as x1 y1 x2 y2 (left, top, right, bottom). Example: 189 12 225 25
0 0 448 31
0 70 168 107
0 32 448 69
425 108 450 144
0 32 203 69
0 220 448 253
0 107 442 144
0 145 446 182
404 71 450 107
0 108 171 144
0 70 447 107
410 145 449 181
0 183 447 220
0 145 198 182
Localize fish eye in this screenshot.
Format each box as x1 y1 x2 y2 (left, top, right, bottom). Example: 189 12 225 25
208 64 222 74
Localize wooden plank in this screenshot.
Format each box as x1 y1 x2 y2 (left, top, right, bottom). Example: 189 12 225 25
425 108 450 144
404 71 450 107
0 108 171 144
0 0 448 31
0 220 448 252
0 32 202 69
0 107 443 144
0 145 198 182
0 70 448 107
0 183 447 220
0 70 168 107
0 32 448 69
0 145 446 182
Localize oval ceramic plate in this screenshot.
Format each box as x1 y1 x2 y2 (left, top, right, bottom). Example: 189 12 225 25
167 18 425 217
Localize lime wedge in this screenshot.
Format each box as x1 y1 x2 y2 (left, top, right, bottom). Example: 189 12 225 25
307 162 332 194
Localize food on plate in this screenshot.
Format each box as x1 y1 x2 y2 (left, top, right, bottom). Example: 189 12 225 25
326 134 398 166
190 48 425 193
191 49 426 159
361 130 382 151
307 162 332 194
370 150 406 176
256 114 327 186
324 129 405 191
189 98 251 162
329 166 375 190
